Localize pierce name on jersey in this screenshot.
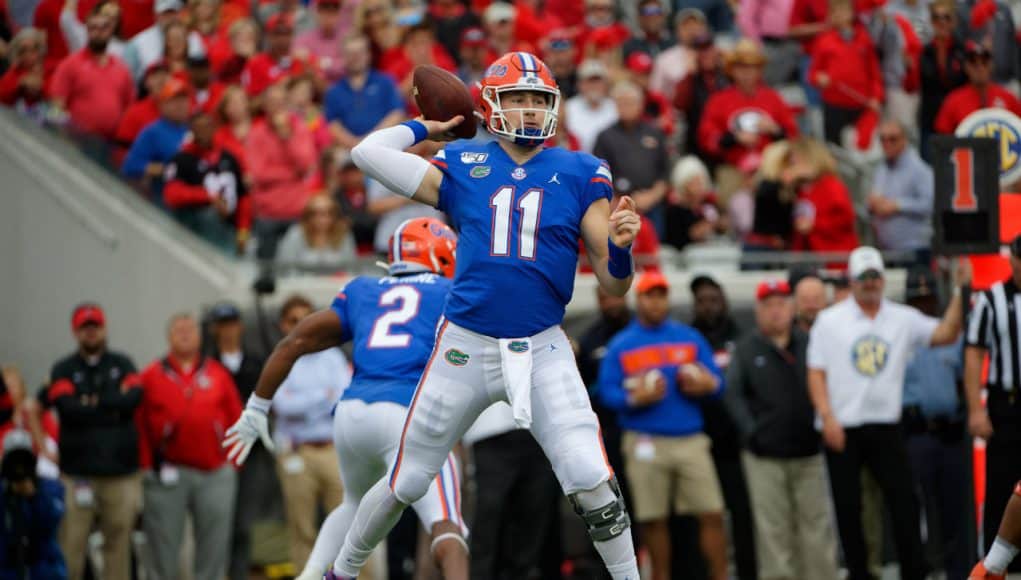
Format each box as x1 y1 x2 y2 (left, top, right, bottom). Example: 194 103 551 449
432 140 614 338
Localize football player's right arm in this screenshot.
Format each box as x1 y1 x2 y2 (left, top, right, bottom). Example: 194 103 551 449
350 117 463 209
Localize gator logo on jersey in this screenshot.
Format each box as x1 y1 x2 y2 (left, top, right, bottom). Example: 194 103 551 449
507 340 529 353
470 166 492 179
445 348 470 366
851 335 890 377
955 108 1021 186
460 152 489 164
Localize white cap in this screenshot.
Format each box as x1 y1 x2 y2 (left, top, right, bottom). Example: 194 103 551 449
483 2 517 24
848 246 885 279
578 59 609 80
154 0 183 14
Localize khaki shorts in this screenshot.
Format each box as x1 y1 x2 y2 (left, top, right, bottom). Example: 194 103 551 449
623 431 724 521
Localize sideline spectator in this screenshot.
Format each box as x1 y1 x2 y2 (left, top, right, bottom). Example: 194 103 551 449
187 55 225 114
246 80 317 260
163 109 250 254
205 303 279 580
793 273 827 332
964 235 1021 575
431 0 481 63
623 0 672 59
725 280 840 580
785 138 859 254
122 77 190 198
49 7 134 162
455 27 489 86
48 303 142 580
688 274 758 580
123 0 204 81
672 33 726 160
275 193 357 272
958 0 1018 90
807 246 969 580
543 29 578 99
209 18 258 84
241 12 307 97
0 430 66 580
0 28 53 111
481 2 529 59
625 52 675 138
808 0 883 145
161 19 191 75
214 84 251 161
598 272 728 580
113 61 169 151
593 81 669 233
742 140 793 253
649 8 708 100
286 74 331 152
867 118 933 261
324 35 405 150
917 0 966 158
292 0 345 83
698 38 797 197
901 266 974 580
663 155 725 250
933 40 1021 134
270 295 350 571
565 59 617 153
138 313 241 580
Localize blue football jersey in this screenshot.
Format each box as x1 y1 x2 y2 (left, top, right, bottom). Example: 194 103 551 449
432 140 613 338
330 273 451 406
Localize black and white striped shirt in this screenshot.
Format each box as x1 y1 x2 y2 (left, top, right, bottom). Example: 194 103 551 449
966 279 1021 391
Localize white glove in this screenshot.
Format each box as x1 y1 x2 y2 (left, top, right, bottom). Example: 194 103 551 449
223 396 275 466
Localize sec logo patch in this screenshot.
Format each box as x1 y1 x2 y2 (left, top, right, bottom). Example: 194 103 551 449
851 335 890 377
955 108 1021 186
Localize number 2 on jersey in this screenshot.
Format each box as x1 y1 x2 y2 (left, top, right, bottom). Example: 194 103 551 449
368 286 421 348
490 187 543 260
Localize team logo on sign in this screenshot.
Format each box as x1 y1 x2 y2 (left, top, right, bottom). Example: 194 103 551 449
461 152 489 164
851 335 890 377
445 348 470 366
470 166 491 179
955 108 1021 186
508 341 529 353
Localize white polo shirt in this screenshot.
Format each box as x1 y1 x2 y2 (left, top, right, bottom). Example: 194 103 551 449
807 298 939 427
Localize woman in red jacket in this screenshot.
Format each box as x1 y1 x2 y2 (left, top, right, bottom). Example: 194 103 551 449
784 137 859 253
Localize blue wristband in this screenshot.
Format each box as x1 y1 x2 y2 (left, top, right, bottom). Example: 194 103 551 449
401 120 429 145
607 238 634 279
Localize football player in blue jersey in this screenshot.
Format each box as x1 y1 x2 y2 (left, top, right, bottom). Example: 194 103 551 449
224 217 469 580
227 51 642 580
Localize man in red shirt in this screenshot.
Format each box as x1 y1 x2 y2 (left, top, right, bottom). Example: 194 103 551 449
934 41 1021 134
241 12 307 97
49 8 135 148
139 313 242 580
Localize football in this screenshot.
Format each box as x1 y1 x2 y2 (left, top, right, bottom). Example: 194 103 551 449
412 65 478 140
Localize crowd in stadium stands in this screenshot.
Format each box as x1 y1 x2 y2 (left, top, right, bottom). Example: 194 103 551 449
4 0 1021 270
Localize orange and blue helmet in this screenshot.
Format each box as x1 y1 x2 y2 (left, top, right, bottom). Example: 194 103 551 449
479 51 560 147
387 217 458 278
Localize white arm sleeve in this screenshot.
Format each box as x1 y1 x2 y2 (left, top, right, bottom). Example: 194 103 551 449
350 124 432 199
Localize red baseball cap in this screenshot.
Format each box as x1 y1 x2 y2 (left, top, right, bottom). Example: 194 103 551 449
71 304 106 330
266 12 295 33
755 280 791 301
461 27 487 48
636 271 670 294
626 51 653 74
158 77 191 101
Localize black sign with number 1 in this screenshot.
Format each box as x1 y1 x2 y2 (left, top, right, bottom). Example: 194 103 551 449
930 136 1000 255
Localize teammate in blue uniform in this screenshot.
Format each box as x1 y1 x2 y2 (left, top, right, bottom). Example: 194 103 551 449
227 51 643 580
224 218 469 580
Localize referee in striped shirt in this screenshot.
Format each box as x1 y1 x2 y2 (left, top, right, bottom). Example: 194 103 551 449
966 234 1021 573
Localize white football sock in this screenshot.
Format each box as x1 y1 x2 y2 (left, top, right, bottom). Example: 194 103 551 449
299 501 357 579
984 536 1020 574
333 479 407 576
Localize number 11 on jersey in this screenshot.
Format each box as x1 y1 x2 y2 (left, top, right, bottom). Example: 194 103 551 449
490 186 543 260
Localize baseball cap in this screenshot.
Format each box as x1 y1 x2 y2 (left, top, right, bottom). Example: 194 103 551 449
154 0 182 14
676 7 707 25
159 77 191 101
626 51 654 74
964 40 992 59
209 302 241 323
848 246 885 280
639 1 664 16
756 280 791 301
636 271 670 294
187 54 211 68
143 59 170 80
689 274 721 294
1 429 36 482
1010 233 1021 257
545 29 574 51
266 12 295 33
71 303 105 330
483 2 516 24
905 266 938 300
461 27 486 48
578 59 608 80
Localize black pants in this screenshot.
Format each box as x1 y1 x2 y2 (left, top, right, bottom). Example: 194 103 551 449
984 418 1021 573
822 103 865 145
470 429 560 580
905 430 974 580
825 424 928 580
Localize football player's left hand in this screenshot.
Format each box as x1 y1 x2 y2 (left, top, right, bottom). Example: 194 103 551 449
609 196 640 248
